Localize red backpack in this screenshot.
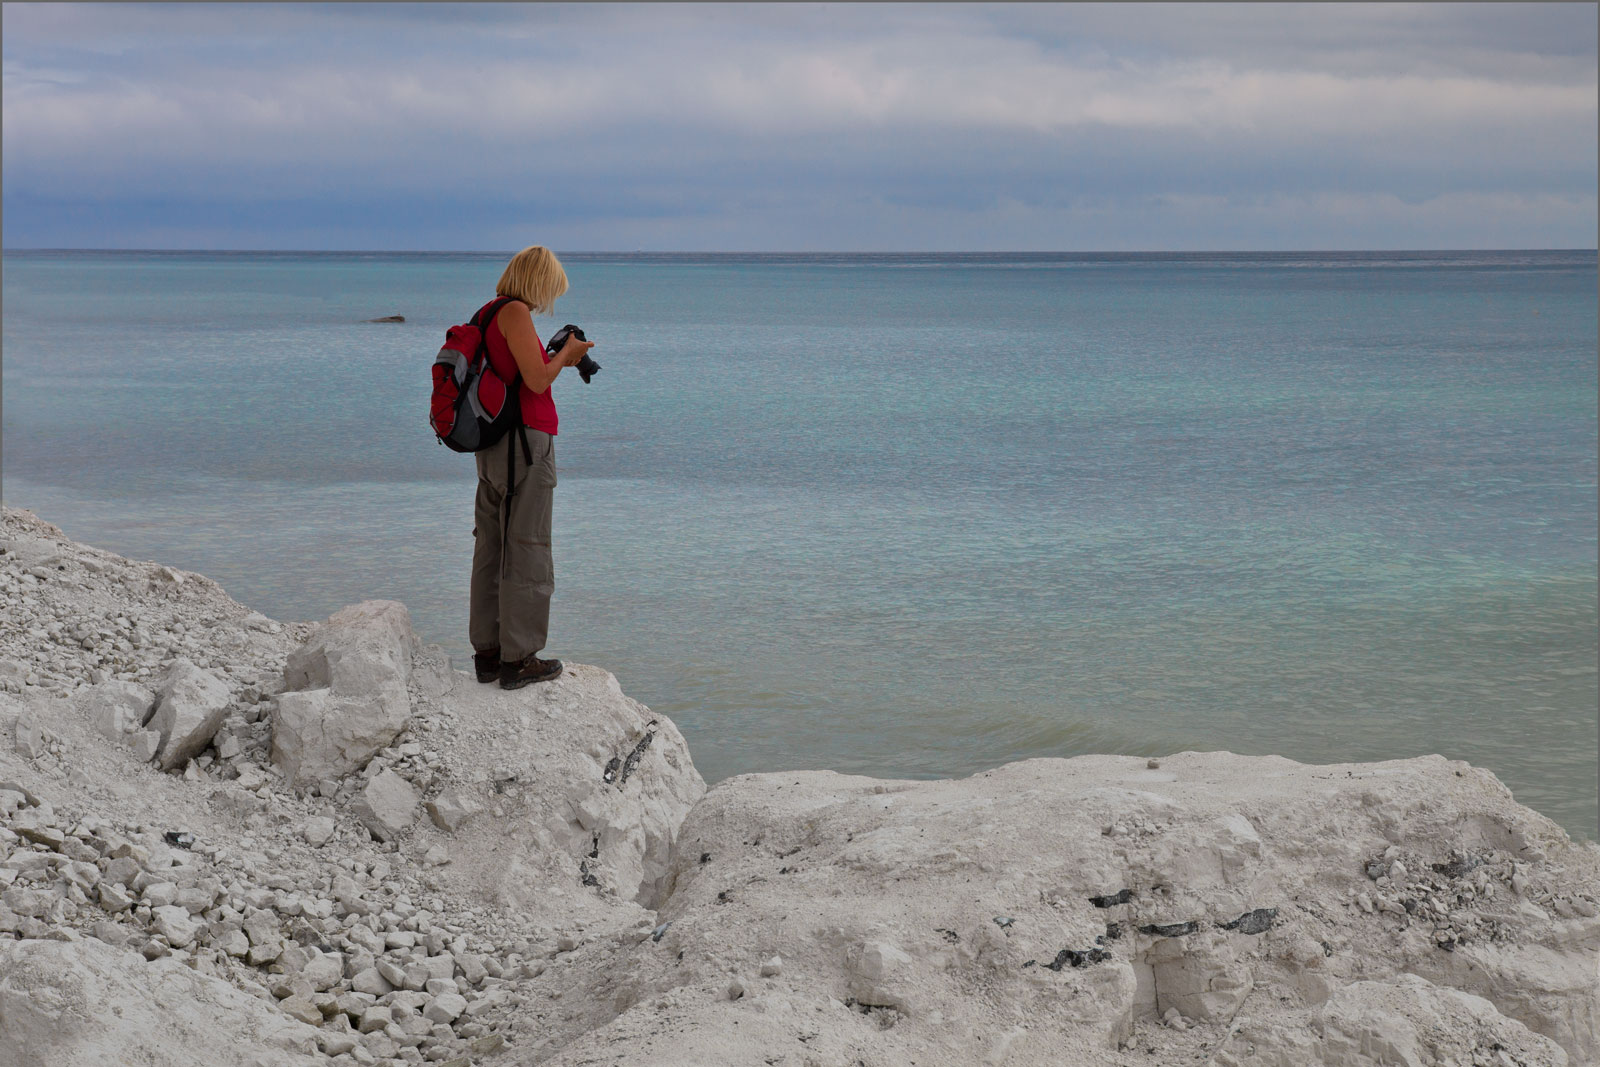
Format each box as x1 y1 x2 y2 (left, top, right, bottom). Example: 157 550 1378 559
429 296 521 453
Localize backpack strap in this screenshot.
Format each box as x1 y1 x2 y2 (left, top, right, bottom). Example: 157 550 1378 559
471 294 518 331
470 295 520 371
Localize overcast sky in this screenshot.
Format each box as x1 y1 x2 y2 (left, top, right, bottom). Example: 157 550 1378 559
3 2 1595 251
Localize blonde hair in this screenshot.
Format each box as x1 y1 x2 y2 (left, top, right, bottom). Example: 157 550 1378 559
496 245 569 314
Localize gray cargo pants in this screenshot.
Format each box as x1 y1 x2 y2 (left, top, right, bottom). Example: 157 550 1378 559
470 428 556 662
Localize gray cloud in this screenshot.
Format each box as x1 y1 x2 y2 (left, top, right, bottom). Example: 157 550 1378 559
3 2 1594 249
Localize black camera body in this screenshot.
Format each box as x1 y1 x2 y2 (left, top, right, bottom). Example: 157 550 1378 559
547 324 601 383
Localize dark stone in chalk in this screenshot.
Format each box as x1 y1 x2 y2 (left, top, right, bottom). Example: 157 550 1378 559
1046 947 1112 970
1138 921 1199 938
1219 907 1278 934
364 315 405 323
164 831 194 849
578 860 600 888
615 722 657 787
1090 889 1132 908
1365 860 1389 880
1104 921 1123 940
651 922 671 942
1430 854 1482 879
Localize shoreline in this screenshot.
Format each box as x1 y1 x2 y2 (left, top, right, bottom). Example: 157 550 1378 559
0 504 1596 1066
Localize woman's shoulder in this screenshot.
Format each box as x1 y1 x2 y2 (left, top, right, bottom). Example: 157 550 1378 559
489 296 530 330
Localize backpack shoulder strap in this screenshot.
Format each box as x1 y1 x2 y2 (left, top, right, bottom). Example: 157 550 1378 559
471 295 519 331
468 295 521 374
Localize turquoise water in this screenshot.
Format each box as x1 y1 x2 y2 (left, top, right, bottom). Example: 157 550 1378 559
3 250 1596 839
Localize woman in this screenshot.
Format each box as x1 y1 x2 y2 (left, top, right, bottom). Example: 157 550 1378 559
469 245 594 689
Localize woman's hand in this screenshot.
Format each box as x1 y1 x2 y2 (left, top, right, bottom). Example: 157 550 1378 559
553 335 594 367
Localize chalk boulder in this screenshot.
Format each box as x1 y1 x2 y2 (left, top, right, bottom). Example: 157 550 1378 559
77 680 155 744
424 788 480 832
148 659 231 771
272 600 417 784
12 713 49 760
418 664 704 910
352 767 419 842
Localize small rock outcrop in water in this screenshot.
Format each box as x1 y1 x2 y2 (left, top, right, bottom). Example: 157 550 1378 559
363 315 405 323
0 504 1595 1067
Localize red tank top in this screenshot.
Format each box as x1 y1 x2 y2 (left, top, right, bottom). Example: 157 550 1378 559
483 301 558 436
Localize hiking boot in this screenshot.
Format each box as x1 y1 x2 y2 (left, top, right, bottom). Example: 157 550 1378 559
499 654 563 689
472 649 501 684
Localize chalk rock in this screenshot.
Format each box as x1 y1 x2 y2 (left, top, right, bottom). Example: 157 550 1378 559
148 659 231 771
527 752 1598 1067
352 768 418 841
0 936 319 1066
376 958 406 987
422 992 467 1024
424 788 481 832
97 883 134 912
849 941 915 1012
351 967 392 996
151 904 199 948
272 600 417 784
282 599 414 705
276 995 321 1026
301 950 345 992
357 1005 391 1033
1143 927 1252 1021
127 729 161 762
12 714 48 759
77 680 155 743
423 664 703 909
301 815 336 848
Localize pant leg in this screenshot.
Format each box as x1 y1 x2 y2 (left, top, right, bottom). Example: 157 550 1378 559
469 439 509 654
499 431 556 661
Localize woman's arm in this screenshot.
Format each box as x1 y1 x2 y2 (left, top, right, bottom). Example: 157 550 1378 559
497 300 593 394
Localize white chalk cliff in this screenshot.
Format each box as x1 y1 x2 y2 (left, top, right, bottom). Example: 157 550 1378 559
0 505 1594 1067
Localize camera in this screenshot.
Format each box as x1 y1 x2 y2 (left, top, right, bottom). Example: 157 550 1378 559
547 324 601 384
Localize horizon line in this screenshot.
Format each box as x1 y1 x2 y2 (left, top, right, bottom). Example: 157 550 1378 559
4 247 1597 256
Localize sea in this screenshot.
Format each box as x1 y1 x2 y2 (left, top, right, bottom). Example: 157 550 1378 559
3 249 1596 841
